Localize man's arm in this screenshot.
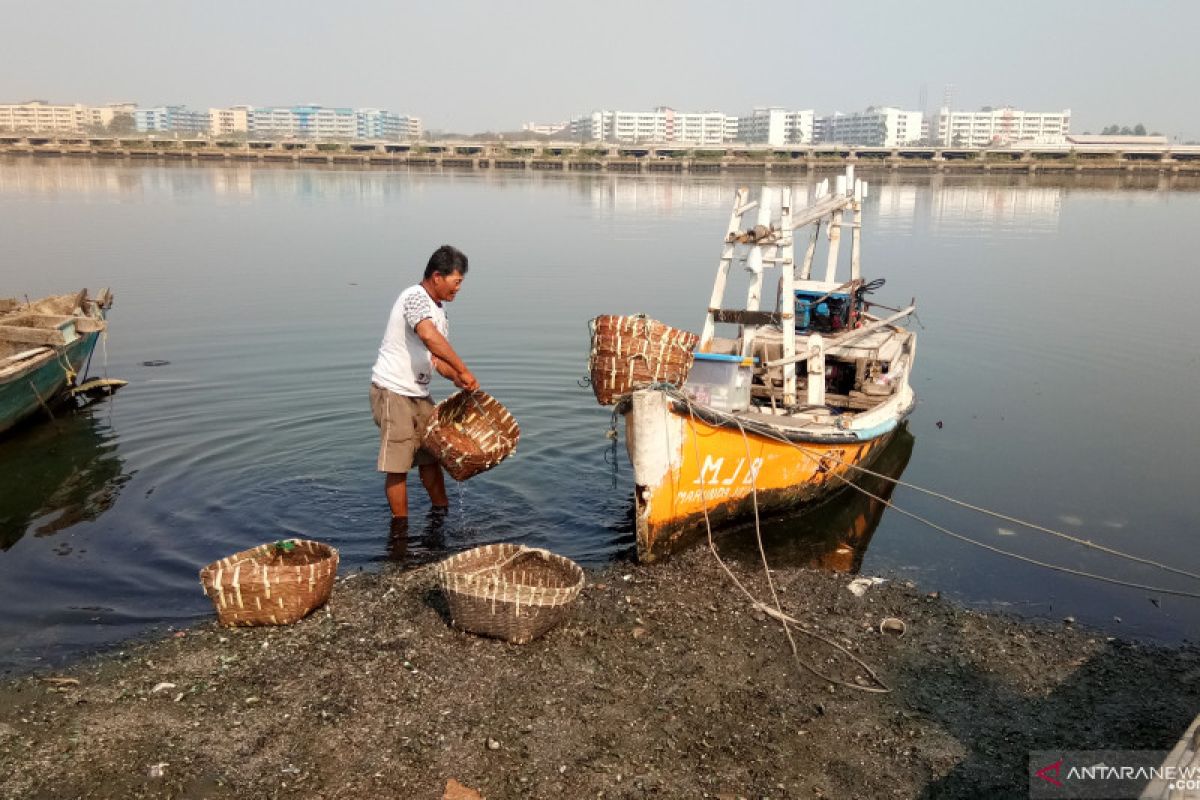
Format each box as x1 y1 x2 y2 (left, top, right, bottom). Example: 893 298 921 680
431 355 460 383
416 320 478 391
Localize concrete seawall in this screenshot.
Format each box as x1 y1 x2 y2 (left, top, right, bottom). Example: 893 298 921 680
3 135 1200 175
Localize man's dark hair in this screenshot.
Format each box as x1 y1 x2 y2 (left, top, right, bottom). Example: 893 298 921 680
424 245 468 279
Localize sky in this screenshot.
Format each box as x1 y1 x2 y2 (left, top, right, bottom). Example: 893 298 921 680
2 0 1198 140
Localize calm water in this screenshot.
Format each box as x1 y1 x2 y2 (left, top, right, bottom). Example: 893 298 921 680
2 160 1199 672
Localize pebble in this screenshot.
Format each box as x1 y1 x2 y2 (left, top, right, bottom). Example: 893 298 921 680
486 738 500 751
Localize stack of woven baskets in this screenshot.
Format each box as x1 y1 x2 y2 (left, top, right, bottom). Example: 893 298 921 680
199 539 339 626
436 543 585 644
422 389 520 481
587 314 699 405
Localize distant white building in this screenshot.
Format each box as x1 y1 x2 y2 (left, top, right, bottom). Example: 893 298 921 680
736 107 814 145
1066 133 1167 147
134 106 209 134
357 108 421 139
247 105 358 139
816 107 924 147
209 106 251 137
521 121 569 137
936 107 1071 147
0 101 136 133
570 107 735 144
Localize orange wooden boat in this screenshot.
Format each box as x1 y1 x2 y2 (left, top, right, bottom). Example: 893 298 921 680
614 168 918 561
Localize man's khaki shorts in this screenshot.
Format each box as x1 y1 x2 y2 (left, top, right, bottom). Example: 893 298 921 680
370 384 437 473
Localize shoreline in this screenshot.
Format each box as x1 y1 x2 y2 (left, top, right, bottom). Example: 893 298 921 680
2 547 1198 799
4 141 1200 178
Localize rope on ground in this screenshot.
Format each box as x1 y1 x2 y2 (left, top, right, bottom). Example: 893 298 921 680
679 394 891 694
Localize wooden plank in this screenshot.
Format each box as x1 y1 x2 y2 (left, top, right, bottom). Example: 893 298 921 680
2 346 50 364
824 174 850 283
74 317 106 333
798 219 821 280
0 325 69 346
788 192 852 231
806 333 825 406
850 197 862 280
763 306 916 367
700 188 750 350
779 186 797 406
798 180 829 281
711 309 781 326
740 188 774 359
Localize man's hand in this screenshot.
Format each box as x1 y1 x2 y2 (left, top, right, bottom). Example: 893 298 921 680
455 369 480 392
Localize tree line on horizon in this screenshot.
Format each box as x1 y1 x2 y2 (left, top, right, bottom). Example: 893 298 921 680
1083 123 1162 137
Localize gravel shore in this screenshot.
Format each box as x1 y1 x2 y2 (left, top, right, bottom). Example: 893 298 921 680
2 547 1198 799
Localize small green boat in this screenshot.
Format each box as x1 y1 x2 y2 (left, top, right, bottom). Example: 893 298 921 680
0 289 114 436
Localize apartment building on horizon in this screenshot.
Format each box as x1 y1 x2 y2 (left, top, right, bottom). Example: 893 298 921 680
134 105 209 134
816 107 925 147
236 104 420 140
209 106 250 136
1 99 422 139
935 106 1071 147
521 121 570 136
568 105 918 147
0 100 137 133
570 107 735 145
736 107 815 145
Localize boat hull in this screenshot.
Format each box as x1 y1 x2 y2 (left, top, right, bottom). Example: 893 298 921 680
0 331 101 436
625 389 911 561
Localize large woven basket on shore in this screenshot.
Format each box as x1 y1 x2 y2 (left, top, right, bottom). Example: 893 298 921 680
199 539 339 627
422 389 520 482
436 543 585 644
588 314 699 405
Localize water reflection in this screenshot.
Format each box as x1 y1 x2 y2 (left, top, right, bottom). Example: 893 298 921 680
3 159 1196 225
719 425 915 572
928 182 1062 233
0 409 132 550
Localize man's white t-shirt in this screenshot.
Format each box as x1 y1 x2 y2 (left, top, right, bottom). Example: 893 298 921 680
371 284 448 398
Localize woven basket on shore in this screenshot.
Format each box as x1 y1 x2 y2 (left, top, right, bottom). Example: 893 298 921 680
587 314 699 405
436 543 585 644
199 539 339 627
422 389 520 482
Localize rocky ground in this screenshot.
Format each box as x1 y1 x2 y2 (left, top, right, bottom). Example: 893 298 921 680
2 547 1198 800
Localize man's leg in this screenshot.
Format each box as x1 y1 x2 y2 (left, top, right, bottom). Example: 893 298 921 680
385 472 409 518
418 462 449 509
387 516 409 561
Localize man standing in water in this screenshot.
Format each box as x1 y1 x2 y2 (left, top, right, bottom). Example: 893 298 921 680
370 245 478 519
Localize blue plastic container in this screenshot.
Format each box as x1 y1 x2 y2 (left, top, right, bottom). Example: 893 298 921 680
684 353 758 412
